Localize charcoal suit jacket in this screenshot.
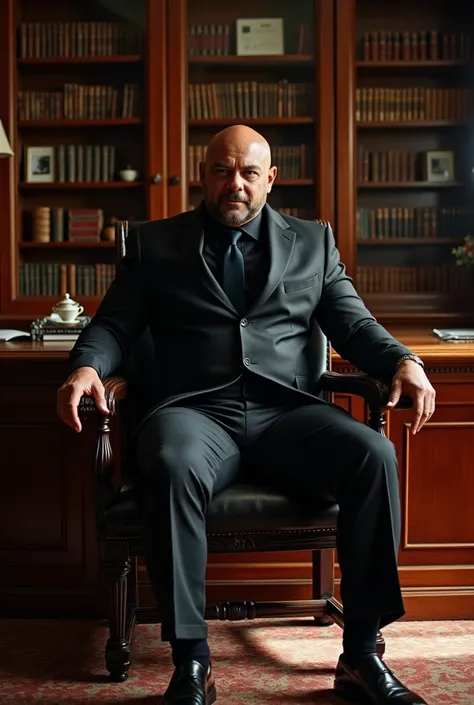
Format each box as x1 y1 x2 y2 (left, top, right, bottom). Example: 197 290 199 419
69 202 411 421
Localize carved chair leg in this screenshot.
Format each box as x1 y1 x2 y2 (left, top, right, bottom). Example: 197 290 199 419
312 549 335 625
376 630 385 658
102 541 132 682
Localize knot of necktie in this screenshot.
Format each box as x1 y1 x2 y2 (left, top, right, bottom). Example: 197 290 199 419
224 228 242 247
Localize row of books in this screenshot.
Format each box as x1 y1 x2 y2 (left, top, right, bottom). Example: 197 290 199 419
18 84 140 121
188 81 312 120
356 206 474 240
18 21 143 58
19 262 115 297
358 30 471 62
357 265 471 294
355 88 469 123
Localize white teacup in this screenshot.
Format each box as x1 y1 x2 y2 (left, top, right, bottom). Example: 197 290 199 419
52 293 84 323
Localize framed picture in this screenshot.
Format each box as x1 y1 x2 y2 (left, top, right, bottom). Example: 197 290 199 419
426 150 455 183
25 145 55 183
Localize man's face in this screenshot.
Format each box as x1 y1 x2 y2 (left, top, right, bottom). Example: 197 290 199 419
199 141 277 226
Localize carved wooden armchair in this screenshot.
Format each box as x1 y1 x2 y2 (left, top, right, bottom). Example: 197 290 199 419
79 220 408 682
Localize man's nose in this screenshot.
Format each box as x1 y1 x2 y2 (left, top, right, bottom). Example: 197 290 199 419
227 173 244 190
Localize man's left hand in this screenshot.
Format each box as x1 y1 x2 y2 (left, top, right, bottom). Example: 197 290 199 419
386 360 436 434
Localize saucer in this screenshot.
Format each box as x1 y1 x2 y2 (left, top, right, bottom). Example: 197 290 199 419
46 313 88 326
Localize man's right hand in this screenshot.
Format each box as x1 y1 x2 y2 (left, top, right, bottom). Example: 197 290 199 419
57 366 109 433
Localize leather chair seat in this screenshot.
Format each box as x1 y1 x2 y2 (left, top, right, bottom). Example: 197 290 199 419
101 483 339 537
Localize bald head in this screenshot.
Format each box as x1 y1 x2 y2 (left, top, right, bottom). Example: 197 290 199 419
206 125 272 168
200 125 277 226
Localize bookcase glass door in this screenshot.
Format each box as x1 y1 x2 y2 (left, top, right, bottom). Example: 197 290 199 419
340 0 474 322
167 0 333 223
2 0 167 318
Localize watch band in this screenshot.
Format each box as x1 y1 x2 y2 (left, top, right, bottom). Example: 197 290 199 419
396 353 424 369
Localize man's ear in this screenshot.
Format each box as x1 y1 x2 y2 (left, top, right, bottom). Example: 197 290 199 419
267 165 277 193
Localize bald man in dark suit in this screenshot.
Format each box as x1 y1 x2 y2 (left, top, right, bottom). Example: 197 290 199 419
58 125 434 705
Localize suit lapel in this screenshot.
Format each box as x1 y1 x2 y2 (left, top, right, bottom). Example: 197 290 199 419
179 205 236 314
247 205 296 313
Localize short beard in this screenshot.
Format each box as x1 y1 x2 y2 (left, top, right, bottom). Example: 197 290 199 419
205 191 266 226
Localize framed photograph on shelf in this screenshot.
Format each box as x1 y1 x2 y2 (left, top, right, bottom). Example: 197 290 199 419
426 150 455 183
25 145 55 183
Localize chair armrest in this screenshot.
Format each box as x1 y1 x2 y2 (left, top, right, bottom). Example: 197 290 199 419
319 371 412 433
320 371 412 408
320 371 390 408
78 375 128 418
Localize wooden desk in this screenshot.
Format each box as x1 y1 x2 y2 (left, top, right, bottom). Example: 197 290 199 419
1 331 473 619
332 330 474 620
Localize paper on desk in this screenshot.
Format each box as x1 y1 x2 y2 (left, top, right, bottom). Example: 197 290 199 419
0 329 31 342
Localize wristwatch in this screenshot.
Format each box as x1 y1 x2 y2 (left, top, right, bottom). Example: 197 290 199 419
396 353 424 370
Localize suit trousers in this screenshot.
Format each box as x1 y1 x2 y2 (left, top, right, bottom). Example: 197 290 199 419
136 375 404 641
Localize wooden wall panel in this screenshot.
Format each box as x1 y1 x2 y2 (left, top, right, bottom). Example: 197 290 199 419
0 355 103 617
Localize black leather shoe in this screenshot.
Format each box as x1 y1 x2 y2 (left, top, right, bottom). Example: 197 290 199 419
334 653 427 704
162 660 216 704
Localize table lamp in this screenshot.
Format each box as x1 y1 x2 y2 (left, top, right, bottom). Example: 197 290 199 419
0 119 13 157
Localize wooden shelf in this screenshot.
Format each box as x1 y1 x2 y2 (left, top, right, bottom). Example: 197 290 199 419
357 60 468 69
18 119 143 127
189 117 313 126
358 181 461 189
16 295 102 302
19 181 143 189
188 179 314 187
357 238 463 245
17 55 143 65
188 54 313 65
19 241 114 248
357 120 463 129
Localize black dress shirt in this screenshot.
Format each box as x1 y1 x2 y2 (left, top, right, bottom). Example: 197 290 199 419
202 206 270 310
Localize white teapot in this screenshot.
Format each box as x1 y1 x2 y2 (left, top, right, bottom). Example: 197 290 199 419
52 293 84 323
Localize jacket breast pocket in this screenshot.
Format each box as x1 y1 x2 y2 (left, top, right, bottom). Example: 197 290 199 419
284 274 318 294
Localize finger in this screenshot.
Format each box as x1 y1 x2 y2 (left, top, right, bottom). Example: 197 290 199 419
386 380 402 408
415 394 433 433
66 387 84 432
410 392 425 434
426 393 436 420
92 382 109 415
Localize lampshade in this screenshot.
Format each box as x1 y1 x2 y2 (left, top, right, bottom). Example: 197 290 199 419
0 119 13 158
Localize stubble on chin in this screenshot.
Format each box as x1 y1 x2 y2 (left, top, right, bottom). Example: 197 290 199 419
220 205 250 226
205 199 249 226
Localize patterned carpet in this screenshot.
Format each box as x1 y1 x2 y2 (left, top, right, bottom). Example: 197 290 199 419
0 618 473 703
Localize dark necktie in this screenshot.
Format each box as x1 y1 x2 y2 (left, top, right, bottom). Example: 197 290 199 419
222 228 245 313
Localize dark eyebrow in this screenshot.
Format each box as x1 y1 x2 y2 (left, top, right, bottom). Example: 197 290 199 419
211 162 261 171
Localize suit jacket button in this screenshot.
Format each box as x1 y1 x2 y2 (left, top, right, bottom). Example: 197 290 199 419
240 318 249 327
243 357 251 366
